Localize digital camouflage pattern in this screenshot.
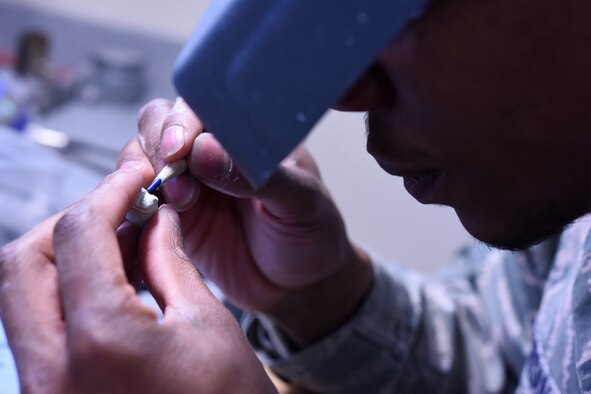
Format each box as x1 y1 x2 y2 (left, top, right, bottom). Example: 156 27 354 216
245 216 591 393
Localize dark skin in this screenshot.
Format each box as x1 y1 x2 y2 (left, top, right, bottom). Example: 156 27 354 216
0 158 276 393
2 0 591 391
343 0 591 249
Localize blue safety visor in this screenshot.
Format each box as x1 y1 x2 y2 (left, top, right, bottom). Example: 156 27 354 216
174 0 430 188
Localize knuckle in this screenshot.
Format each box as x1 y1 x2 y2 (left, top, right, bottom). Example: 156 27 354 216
137 98 174 128
19 364 65 394
0 226 56 292
69 330 107 363
117 138 143 166
0 241 18 284
99 168 124 188
164 101 192 127
68 315 143 368
69 319 120 363
53 206 92 245
0 240 16 265
0 238 39 284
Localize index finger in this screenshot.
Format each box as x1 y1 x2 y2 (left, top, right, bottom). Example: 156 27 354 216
138 98 202 211
158 98 203 162
53 165 146 321
0 213 68 387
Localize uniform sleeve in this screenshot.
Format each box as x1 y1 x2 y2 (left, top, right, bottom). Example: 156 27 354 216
241 237 558 393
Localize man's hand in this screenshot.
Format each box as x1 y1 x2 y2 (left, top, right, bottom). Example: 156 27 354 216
0 160 275 393
137 98 374 346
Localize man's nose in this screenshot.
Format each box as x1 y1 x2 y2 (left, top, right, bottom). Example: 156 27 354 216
333 62 396 112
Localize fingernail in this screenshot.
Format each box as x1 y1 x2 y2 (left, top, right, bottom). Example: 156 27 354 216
193 134 232 179
162 177 199 212
177 180 198 211
161 125 185 159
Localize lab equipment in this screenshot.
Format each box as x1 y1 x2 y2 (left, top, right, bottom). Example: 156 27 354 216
23 123 121 174
174 0 430 188
125 188 159 228
84 47 146 104
125 160 188 227
146 160 188 193
0 126 102 245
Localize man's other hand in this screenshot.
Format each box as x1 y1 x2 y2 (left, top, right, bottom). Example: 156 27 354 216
0 163 275 393
135 98 374 346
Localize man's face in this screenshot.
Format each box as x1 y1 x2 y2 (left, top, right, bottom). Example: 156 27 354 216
337 0 591 249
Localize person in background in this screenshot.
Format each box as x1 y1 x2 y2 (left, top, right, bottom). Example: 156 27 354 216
1 0 591 392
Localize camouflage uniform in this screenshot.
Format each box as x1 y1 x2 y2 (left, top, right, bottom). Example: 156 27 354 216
243 216 591 393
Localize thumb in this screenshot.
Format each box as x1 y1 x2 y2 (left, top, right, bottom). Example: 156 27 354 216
189 132 326 219
138 205 219 321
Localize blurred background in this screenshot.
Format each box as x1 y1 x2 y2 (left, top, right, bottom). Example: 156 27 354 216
0 0 472 391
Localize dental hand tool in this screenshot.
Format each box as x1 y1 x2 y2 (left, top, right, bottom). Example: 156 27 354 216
125 159 188 227
146 160 188 193
125 188 159 227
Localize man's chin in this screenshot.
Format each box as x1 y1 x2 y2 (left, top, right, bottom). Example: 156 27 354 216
474 230 561 252
457 209 575 252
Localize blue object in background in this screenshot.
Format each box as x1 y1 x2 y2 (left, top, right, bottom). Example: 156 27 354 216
174 0 430 188
10 111 28 132
0 78 17 126
0 77 29 132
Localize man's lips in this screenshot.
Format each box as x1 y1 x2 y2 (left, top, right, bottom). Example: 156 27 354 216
376 161 444 203
402 171 442 203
